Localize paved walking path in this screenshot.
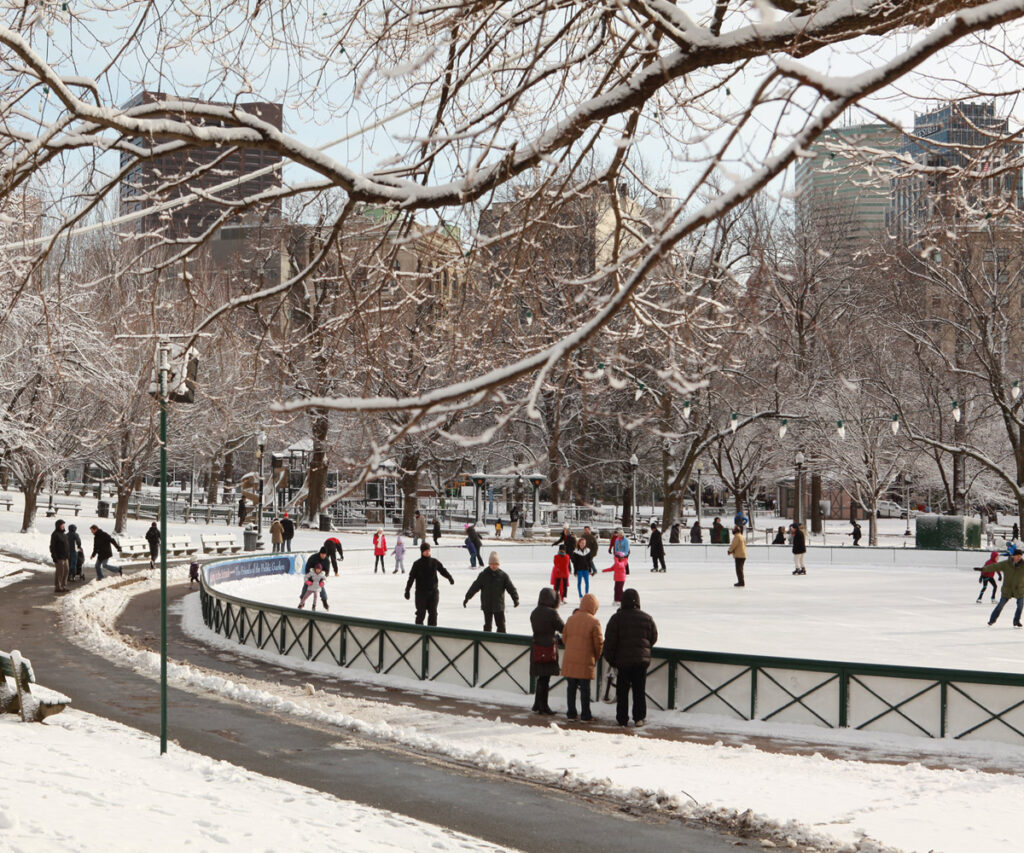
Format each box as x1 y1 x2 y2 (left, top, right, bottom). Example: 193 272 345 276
1 563 757 853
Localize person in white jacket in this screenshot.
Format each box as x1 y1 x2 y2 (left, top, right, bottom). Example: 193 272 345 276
298 561 329 610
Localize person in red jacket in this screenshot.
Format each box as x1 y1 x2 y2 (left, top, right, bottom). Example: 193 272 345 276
550 545 571 603
373 529 387 574
603 553 628 604
978 550 1002 603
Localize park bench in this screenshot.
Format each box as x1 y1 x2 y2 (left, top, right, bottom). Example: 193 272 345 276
185 505 236 525
49 498 82 517
0 649 71 722
119 538 152 563
0 495 12 511
201 533 241 555
167 535 198 557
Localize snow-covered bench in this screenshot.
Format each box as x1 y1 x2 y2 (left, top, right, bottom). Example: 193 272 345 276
119 538 152 563
0 649 71 722
0 495 12 511
201 533 241 555
49 498 82 517
167 536 197 557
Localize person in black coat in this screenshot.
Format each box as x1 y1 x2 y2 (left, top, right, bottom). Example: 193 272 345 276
711 517 725 544
323 537 343 575
552 524 576 555
669 522 681 544
690 520 703 543
463 551 519 632
432 517 441 545
49 519 70 593
771 526 786 545
67 523 84 580
648 522 666 572
238 496 247 526
145 522 161 569
281 513 295 552
530 587 564 714
603 588 658 727
89 524 123 580
404 543 455 626
791 522 807 575
851 520 862 547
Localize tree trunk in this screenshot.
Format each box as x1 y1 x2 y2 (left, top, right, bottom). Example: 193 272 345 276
621 483 633 529
223 451 235 489
304 408 329 525
20 479 40 533
810 474 822 534
206 458 222 504
398 452 421 534
114 486 132 535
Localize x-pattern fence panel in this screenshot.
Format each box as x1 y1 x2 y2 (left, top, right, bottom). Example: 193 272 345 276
200 580 1024 745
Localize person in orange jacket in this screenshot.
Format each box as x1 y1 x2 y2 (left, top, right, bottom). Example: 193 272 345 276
551 545 571 603
603 553 628 604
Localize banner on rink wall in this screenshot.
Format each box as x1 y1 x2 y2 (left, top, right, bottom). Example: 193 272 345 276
205 554 299 586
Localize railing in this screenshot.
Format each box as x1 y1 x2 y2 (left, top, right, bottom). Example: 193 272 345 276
199 555 1024 745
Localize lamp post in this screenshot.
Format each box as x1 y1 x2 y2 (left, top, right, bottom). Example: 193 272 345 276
794 451 805 529
695 461 704 523
904 475 912 537
472 472 487 525
256 430 267 542
528 473 544 532
629 453 639 535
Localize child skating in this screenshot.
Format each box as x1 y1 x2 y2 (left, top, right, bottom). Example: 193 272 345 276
602 552 628 604
393 534 406 574
977 550 1001 603
298 562 329 611
551 545 571 603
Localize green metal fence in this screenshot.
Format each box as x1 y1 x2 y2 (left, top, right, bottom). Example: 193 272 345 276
200 574 1024 745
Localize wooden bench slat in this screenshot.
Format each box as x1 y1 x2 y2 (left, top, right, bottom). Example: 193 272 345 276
0 649 70 722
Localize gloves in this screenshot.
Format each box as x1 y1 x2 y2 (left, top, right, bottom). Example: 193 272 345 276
463 600 468 608
404 590 410 600
449 577 455 584
513 600 519 608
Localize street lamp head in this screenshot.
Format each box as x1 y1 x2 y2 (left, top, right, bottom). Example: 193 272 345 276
795 450 805 466
891 414 900 435
257 430 267 447
629 453 639 469
952 401 962 423
779 418 788 439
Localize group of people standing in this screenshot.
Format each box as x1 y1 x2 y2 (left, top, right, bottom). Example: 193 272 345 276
48 519 124 590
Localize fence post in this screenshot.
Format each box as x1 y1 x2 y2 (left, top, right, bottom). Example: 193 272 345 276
838 668 849 729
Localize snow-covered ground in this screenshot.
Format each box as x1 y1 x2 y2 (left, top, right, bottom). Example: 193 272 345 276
4 491 1024 853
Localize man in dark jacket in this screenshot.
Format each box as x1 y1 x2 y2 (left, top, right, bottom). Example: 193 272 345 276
323 537 343 575
986 549 1024 627
89 524 123 580
582 525 599 575
603 588 658 727
281 513 295 552
791 521 807 575
553 524 576 554
463 551 519 632
49 519 70 593
404 542 455 626
649 522 666 572
432 517 441 545
145 522 161 569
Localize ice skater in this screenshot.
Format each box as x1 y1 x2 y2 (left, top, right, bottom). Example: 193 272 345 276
373 529 387 574
393 533 406 574
602 551 628 604
984 549 1024 627
551 545 570 603
976 550 1001 603
298 560 329 611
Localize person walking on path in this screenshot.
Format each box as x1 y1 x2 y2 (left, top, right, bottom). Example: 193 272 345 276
985 550 1024 627
582 526 599 576
509 504 520 540
851 520 862 546
530 587 564 715
89 524 123 579
571 539 591 598
690 520 703 544
977 550 1002 603
323 537 343 575
413 510 427 547
281 513 295 552
649 521 666 572
602 552 628 604
791 522 807 575
727 525 747 587
145 521 161 569
49 519 70 593
393 534 406 574
463 551 519 632
404 543 455 626
432 517 441 545
551 546 571 603
238 496 247 526
270 517 285 553
67 523 83 581
603 588 658 728
561 593 603 722
298 560 329 611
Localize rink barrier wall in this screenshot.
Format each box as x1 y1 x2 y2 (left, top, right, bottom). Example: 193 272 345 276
199 555 1024 746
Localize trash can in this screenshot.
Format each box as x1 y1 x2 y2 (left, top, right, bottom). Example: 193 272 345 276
319 513 332 532
243 525 259 551
97 500 109 518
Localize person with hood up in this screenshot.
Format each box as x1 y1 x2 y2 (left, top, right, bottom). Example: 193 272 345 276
49 519 70 593
977 550 1002 603
529 587 564 715
281 513 295 552
463 551 519 632
373 529 387 573
404 543 455 626
711 517 725 544
145 521 161 569
603 588 658 727
560 593 603 722
270 517 285 553
669 522 681 544
690 519 703 544
323 537 343 575
464 523 484 568
393 533 406 574
89 524 123 580
67 523 84 581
